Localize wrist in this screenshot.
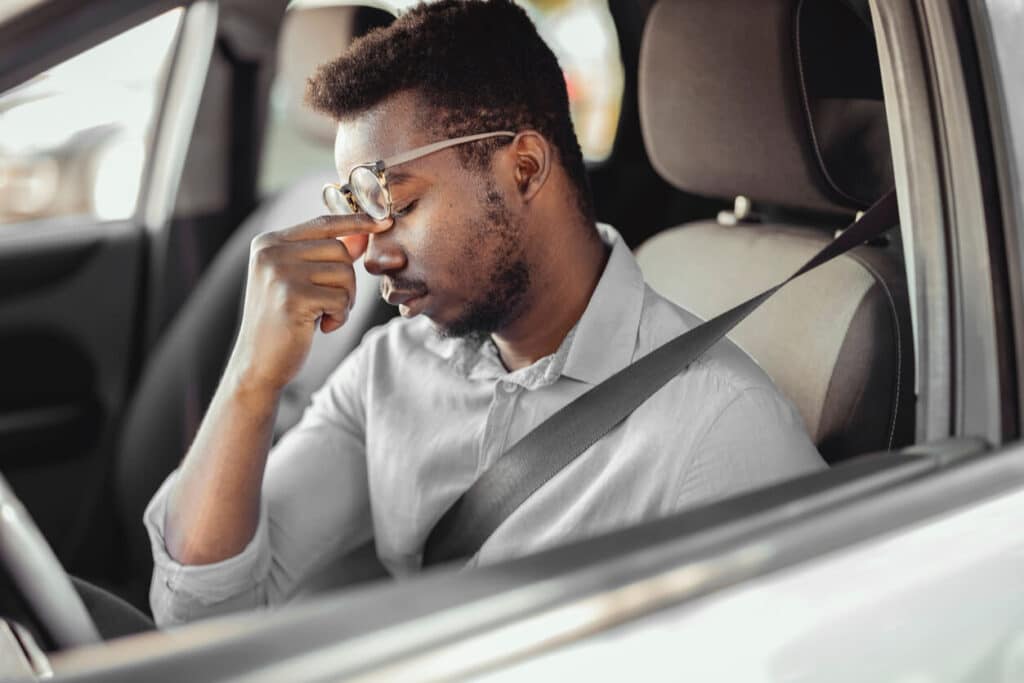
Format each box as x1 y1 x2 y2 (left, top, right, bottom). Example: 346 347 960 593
224 359 286 406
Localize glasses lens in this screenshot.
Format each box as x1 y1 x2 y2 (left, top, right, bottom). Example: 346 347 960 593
323 185 353 215
350 166 389 220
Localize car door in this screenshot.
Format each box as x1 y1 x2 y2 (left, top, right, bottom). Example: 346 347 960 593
0 0 215 571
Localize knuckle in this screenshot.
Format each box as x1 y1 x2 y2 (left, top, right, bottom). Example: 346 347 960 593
251 231 277 251
255 247 279 271
251 240 280 268
252 247 269 268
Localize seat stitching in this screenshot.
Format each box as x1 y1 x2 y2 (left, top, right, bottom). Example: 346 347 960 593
794 0 872 208
848 251 903 450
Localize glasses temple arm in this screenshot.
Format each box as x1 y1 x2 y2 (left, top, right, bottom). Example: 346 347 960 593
381 131 516 168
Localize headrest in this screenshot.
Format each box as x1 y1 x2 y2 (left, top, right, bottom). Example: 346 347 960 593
275 4 393 147
639 0 893 214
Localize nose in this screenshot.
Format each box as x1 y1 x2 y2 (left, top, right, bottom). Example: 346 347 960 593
363 232 407 276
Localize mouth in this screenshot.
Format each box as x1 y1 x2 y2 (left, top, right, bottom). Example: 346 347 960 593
385 289 428 316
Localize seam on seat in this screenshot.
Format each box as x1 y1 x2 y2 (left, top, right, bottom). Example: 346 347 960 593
848 251 903 451
793 0 872 208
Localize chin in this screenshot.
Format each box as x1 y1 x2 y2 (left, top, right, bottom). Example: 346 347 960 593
430 315 477 340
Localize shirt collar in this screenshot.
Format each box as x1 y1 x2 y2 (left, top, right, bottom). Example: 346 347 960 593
560 223 646 385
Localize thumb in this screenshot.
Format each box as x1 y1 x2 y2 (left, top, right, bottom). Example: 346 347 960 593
339 234 370 260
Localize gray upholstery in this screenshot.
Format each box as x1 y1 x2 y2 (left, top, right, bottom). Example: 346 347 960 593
639 0 893 214
113 4 396 607
636 0 913 462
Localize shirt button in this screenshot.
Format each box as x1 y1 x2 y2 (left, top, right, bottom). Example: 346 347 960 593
500 381 518 394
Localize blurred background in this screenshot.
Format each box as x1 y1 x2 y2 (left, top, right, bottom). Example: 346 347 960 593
0 0 624 226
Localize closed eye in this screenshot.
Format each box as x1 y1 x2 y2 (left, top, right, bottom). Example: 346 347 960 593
393 200 418 218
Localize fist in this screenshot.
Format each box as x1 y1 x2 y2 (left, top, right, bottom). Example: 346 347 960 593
229 213 392 392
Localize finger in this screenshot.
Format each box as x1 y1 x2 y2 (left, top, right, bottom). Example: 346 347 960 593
280 214 393 242
316 288 352 333
301 283 351 319
339 234 370 261
276 238 353 263
305 261 356 290
320 314 345 334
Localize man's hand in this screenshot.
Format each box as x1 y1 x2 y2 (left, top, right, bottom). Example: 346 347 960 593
229 213 392 394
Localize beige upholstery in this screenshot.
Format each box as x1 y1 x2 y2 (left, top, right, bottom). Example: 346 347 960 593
636 0 914 462
637 222 912 460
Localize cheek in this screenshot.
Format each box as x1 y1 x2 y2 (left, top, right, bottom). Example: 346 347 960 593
403 202 476 268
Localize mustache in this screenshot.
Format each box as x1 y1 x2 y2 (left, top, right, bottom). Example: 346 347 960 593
381 275 428 296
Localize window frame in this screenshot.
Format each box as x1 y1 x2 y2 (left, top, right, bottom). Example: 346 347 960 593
0 0 185 97
968 0 1024 439
19 0 1024 678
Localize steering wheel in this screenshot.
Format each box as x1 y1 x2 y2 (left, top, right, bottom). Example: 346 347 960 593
0 473 101 649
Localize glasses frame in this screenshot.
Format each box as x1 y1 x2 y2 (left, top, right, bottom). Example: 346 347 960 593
322 130 517 220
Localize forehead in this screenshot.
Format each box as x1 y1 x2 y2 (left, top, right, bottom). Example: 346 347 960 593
333 91 434 174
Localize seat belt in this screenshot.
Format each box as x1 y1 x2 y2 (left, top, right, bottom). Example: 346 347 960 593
423 190 899 567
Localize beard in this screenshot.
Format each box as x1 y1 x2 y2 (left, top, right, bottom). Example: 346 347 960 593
379 181 532 341
438 258 529 341
438 183 530 340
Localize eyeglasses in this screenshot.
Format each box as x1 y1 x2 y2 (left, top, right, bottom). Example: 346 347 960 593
322 130 516 221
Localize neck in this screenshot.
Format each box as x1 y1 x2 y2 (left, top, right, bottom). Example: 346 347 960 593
492 222 608 372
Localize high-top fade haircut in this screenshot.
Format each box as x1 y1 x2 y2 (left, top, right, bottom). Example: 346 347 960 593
305 0 594 223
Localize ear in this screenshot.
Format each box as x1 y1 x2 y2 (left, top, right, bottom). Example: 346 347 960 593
509 131 552 203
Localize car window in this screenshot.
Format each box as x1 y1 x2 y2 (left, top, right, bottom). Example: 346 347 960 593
520 0 624 163
258 0 624 196
0 8 183 226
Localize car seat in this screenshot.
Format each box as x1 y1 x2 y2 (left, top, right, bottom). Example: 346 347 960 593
112 4 395 608
634 0 915 463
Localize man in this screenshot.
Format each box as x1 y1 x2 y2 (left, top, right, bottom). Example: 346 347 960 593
146 0 824 626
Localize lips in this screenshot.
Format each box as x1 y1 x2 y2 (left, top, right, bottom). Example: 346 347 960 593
385 289 425 307
384 288 429 317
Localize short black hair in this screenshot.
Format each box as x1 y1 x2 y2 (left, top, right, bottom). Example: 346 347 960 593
305 0 594 222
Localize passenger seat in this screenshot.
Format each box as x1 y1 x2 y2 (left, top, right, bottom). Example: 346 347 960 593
634 0 914 463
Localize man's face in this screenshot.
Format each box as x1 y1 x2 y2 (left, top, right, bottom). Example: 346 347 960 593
334 92 531 339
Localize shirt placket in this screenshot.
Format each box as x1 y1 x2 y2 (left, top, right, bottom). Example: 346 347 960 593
478 378 522 473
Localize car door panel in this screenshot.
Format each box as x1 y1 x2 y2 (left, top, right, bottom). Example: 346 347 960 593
0 218 144 560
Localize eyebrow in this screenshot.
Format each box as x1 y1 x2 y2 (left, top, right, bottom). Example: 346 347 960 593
386 170 417 187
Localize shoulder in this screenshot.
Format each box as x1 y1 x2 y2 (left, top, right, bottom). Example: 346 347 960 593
635 283 817 450
636 284 781 400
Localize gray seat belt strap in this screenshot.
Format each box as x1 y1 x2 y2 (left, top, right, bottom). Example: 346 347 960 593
423 190 899 566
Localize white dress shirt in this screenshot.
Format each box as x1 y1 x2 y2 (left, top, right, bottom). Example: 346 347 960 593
145 223 825 626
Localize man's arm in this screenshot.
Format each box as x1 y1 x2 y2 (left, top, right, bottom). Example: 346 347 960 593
147 346 375 625
674 385 826 508
162 213 391 566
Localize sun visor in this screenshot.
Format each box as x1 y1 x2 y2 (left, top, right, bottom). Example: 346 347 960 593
638 0 892 214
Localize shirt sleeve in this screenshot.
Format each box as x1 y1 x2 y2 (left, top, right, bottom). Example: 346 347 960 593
675 386 827 508
146 342 374 627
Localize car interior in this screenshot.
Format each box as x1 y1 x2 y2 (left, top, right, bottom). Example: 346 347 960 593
0 0 952 667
